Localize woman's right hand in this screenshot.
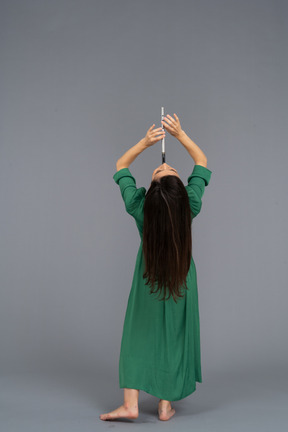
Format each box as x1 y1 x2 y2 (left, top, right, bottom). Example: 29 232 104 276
161 113 183 139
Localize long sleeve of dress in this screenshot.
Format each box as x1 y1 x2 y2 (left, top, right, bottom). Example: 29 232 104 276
185 164 212 219
113 167 146 217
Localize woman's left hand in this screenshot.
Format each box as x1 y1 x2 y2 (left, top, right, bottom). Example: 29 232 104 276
143 124 165 147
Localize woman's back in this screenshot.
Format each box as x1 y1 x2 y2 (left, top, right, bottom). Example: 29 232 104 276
112 163 211 401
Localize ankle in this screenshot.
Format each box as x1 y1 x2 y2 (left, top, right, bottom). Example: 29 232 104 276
159 399 171 407
123 402 138 410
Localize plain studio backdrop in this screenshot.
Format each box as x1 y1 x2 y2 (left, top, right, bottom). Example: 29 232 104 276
0 0 287 430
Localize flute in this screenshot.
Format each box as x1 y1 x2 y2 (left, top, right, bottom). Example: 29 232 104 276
161 106 165 163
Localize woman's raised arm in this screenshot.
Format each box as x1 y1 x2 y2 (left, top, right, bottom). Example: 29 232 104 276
161 114 207 166
116 139 148 171
116 124 165 171
177 130 207 167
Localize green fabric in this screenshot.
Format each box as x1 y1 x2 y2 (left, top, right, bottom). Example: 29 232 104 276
113 164 212 401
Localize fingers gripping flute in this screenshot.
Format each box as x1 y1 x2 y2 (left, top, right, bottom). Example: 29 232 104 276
161 107 165 163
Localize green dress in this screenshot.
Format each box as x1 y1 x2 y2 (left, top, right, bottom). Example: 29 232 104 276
113 164 212 401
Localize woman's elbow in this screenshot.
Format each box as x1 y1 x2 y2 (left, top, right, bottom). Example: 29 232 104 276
195 157 207 168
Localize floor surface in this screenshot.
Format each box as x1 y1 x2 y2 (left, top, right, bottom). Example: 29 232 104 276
0 365 287 431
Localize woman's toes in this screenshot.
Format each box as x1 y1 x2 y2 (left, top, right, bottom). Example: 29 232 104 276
99 404 139 421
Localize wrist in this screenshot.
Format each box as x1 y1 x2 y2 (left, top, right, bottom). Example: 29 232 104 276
176 130 186 141
140 137 149 148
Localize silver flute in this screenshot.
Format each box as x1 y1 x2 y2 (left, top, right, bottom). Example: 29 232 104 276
161 106 165 163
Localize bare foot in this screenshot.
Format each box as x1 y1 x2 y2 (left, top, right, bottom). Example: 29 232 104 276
158 400 176 421
99 404 139 421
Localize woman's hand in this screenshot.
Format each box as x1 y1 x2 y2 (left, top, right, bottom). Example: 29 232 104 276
161 113 183 139
143 124 166 147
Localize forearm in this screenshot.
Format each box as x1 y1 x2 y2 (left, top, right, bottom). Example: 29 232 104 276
177 130 207 166
116 138 148 170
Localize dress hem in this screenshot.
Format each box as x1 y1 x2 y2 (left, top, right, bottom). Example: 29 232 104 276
119 379 202 402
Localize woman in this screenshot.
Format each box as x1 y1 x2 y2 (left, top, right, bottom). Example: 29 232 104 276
100 113 212 421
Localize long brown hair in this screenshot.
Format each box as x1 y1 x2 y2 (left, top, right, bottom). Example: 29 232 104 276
142 174 192 303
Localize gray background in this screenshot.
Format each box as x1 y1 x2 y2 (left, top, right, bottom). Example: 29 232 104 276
0 0 287 430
